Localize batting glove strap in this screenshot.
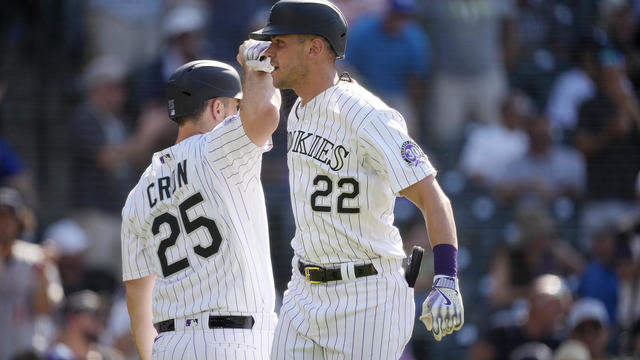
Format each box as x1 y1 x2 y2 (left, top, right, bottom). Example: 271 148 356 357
419 275 464 342
433 275 459 291
243 40 274 73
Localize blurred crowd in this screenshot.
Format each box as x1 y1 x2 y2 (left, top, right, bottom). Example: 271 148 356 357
1 0 640 359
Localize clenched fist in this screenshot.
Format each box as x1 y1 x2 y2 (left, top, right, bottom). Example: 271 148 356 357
420 275 464 341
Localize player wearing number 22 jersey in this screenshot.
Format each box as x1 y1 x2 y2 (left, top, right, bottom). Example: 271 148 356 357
121 57 280 359
251 1 463 358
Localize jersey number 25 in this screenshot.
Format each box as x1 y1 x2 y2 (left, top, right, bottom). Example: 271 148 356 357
152 192 222 277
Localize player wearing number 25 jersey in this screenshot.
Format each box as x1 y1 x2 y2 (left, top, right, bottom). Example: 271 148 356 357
121 55 280 360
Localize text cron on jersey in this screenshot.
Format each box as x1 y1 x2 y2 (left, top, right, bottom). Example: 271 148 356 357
146 159 188 208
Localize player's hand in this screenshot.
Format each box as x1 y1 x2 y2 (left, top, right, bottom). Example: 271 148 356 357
419 275 464 341
237 40 274 73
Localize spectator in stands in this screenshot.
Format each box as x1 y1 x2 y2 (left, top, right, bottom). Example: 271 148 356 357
0 137 37 209
459 90 532 188
70 56 165 282
422 0 518 150
627 320 640 357
0 79 37 208
0 187 62 359
43 219 89 295
577 224 620 323
546 33 602 142
346 0 430 138
555 298 611 360
130 5 213 162
488 206 584 308
133 4 213 109
496 115 586 206
599 0 640 92
466 274 571 360
331 0 386 25
553 340 590 360
85 0 165 71
575 47 640 246
45 290 123 360
509 0 576 109
612 218 640 328
102 289 136 360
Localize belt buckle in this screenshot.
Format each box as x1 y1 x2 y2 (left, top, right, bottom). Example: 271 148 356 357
304 266 321 284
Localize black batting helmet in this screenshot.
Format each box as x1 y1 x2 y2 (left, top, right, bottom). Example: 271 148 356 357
166 60 242 122
249 0 348 59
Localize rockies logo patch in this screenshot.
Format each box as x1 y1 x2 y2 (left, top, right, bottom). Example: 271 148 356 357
401 141 425 166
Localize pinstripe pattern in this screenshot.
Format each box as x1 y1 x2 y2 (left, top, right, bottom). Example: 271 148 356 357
151 313 277 359
121 114 276 358
272 258 414 359
287 80 435 265
273 79 432 358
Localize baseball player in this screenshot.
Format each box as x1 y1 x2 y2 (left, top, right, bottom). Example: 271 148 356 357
122 44 280 360
249 1 464 358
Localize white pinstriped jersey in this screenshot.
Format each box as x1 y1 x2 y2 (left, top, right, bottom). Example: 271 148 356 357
121 114 275 323
287 77 436 264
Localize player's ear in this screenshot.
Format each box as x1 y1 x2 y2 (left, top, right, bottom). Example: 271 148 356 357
308 37 324 58
211 98 225 122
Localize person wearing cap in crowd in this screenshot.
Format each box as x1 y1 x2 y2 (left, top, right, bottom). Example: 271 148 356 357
554 298 611 360
70 55 167 285
45 290 123 360
467 274 572 360
43 219 90 294
132 4 214 121
0 187 63 359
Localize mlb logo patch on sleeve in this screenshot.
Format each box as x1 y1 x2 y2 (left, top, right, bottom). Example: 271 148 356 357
401 141 426 166
168 99 175 117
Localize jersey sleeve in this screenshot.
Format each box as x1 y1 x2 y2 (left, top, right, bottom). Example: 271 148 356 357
358 109 436 195
202 114 272 185
121 190 154 281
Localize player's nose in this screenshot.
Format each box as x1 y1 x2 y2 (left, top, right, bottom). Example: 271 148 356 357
264 42 275 58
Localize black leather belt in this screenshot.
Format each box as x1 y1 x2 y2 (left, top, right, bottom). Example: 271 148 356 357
154 315 255 333
298 261 378 283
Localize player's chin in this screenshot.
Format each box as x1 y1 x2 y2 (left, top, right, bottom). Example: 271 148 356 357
272 70 285 88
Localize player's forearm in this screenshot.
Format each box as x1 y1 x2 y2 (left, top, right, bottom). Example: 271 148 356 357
400 176 458 248
125 277 157 360
422 193 457 249
127 296 156 360
241 69 281 146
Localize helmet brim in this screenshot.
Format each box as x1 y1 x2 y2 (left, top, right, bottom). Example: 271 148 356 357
249 24 303 41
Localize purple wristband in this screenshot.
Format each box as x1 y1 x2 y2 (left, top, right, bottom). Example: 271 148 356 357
433 244 458 277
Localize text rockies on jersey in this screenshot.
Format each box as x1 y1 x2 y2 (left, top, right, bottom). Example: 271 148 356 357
287 130 350 171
